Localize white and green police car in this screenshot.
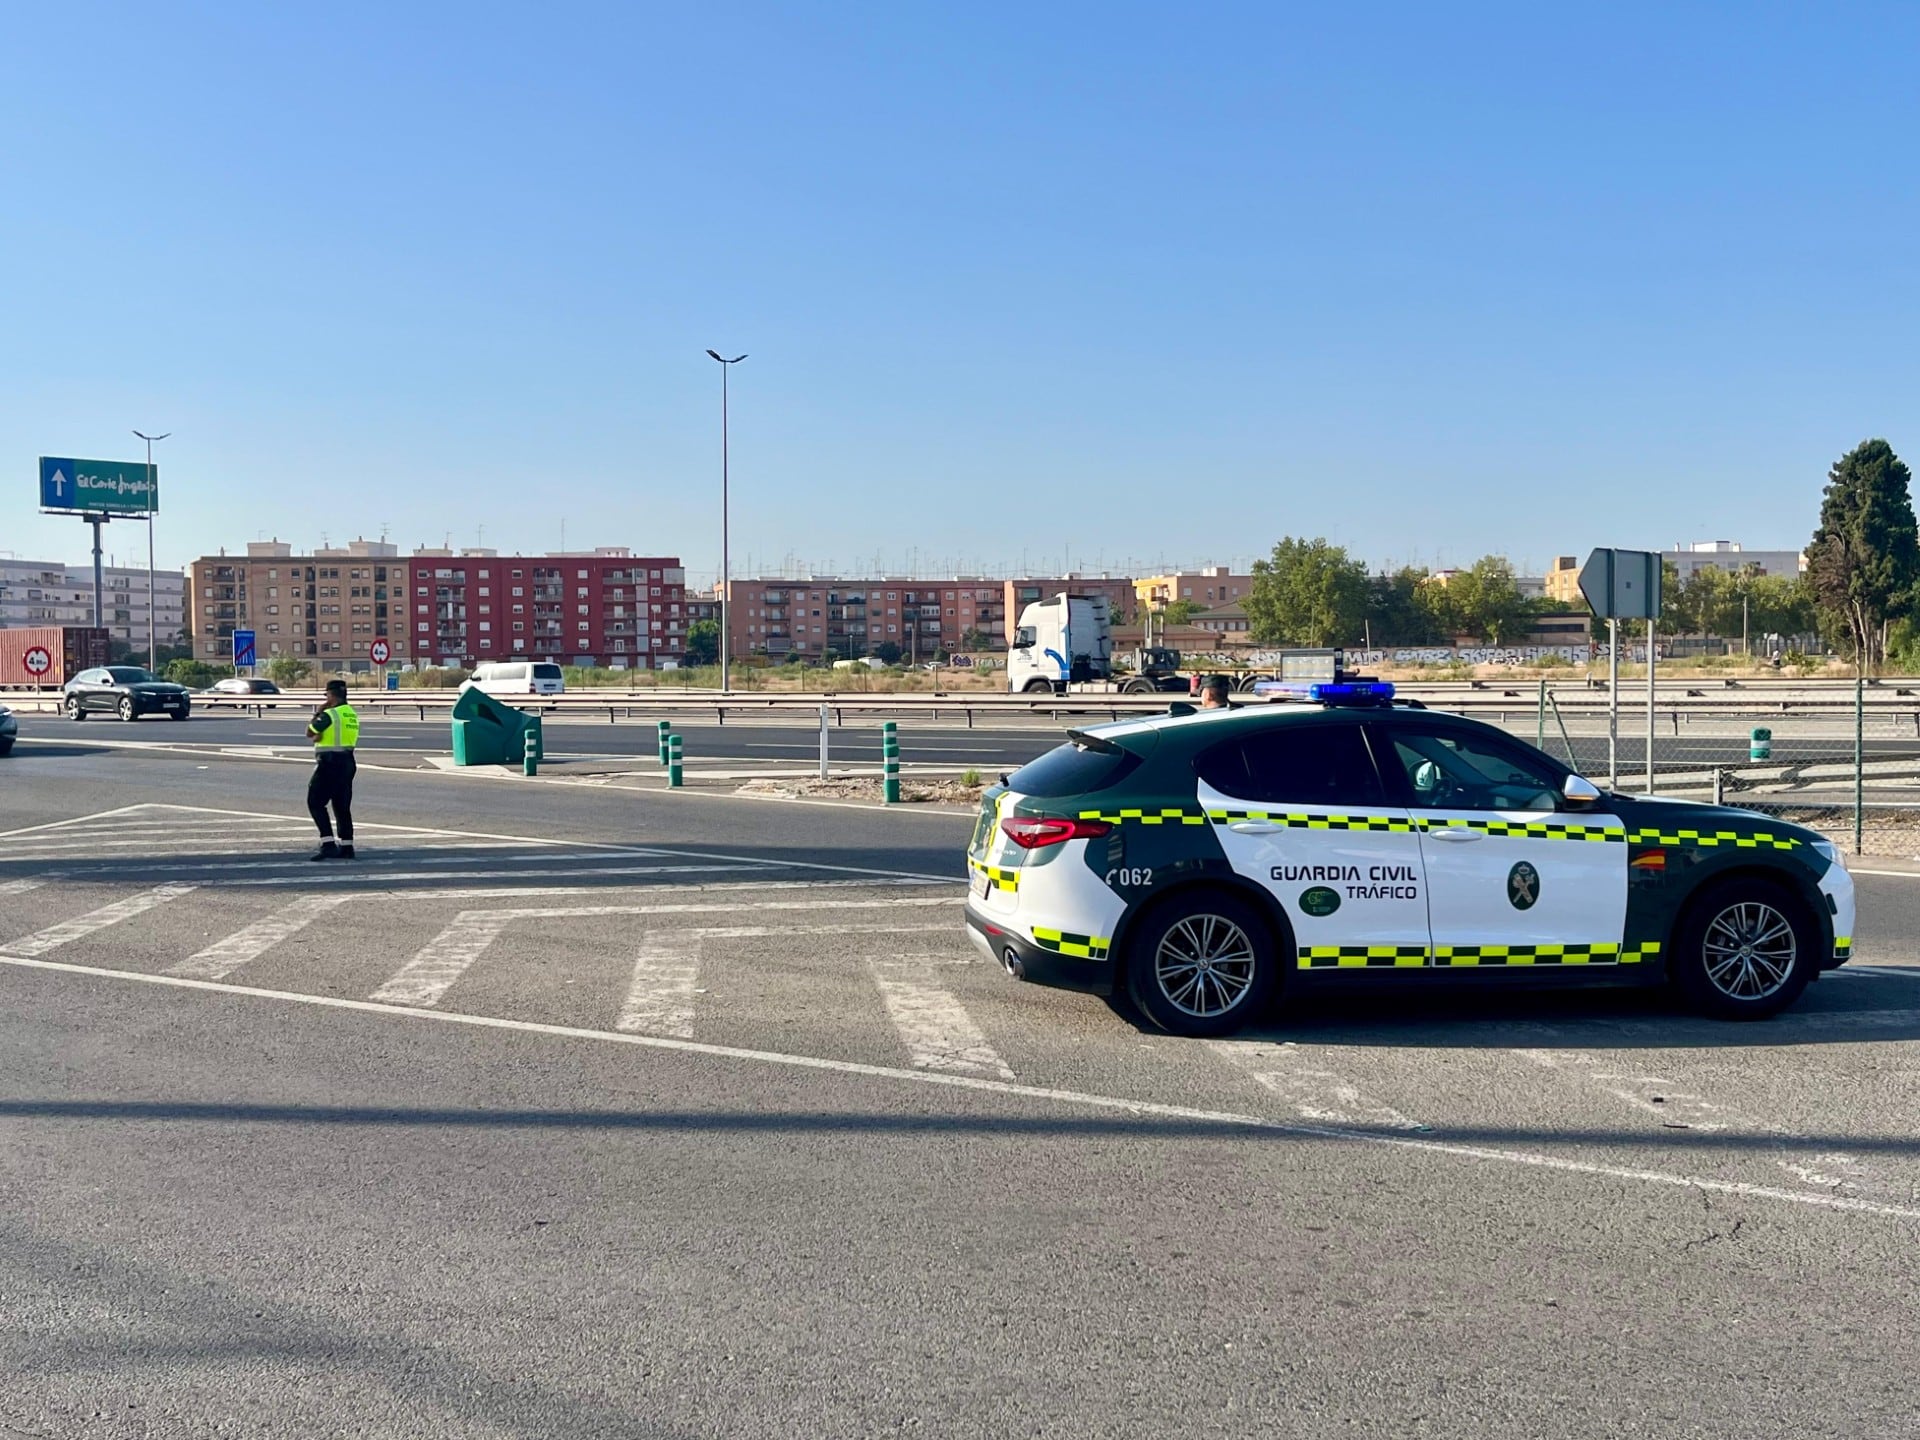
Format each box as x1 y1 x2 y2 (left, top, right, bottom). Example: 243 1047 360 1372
965 682 1856 1037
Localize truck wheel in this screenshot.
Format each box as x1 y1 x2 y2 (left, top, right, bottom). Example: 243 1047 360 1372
1125 892 1276 1038
1120 678 1150 694
1021 679 1053 694
1669 877 1816 1020
1236 676 1261 692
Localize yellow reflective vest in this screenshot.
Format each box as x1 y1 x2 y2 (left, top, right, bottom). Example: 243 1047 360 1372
311 702 360 750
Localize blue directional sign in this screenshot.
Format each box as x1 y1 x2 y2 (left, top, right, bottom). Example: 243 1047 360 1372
39 456 160 515
232 630 257 670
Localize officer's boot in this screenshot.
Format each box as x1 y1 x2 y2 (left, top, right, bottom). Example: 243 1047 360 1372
338 843 356 860
311 839 340 862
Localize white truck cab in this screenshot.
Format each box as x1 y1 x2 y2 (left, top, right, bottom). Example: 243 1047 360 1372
1008 594 1114 694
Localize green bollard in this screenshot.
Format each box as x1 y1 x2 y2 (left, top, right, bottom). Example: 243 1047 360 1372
523 723 542 777
882 720 900 804
1749 726 1772 763
658 719 672 766
668 732 683 788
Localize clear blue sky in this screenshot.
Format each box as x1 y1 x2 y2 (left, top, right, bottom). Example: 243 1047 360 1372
4 1 1917 586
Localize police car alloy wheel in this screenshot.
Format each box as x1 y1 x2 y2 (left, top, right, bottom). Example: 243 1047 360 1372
1126 893 1276 1036
1668 877 1816 1020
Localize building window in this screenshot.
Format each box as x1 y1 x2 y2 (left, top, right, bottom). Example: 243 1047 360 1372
479 622 491 632
478 587 489 597
577 570 588 580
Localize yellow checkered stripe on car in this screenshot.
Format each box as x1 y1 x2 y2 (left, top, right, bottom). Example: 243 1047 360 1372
1624 827 1802 850
968 859 1019 893
1433 942 1660 966
1076 807 1209 826
1030 927 1111 961
1298 945 1430 969
1418 818 1622 842
1209 810 1418 833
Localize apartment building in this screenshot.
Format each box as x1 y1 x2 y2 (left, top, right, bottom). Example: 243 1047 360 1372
1133 566 1252 613
187 540 687 670
1546 543 1806 607
726 579 951 661
0 557 185 651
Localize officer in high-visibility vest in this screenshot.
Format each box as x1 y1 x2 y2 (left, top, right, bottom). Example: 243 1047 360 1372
306 678 360 860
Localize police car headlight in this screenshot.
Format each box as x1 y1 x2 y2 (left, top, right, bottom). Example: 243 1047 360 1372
1812 840 1846 869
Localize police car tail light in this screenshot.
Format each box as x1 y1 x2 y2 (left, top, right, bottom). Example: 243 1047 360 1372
1001 816 1113 849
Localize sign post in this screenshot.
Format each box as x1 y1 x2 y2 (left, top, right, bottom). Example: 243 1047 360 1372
1578 548 1663 793
232 630 257 673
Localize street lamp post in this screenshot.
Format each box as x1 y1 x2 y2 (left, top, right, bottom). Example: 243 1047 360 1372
705 349 747 692
133 430 170 667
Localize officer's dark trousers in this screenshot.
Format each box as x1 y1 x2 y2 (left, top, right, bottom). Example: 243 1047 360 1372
307 751 356 841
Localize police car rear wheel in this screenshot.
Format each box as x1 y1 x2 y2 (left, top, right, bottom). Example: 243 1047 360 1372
1671 878 1814 1020
1125 893 1275 1037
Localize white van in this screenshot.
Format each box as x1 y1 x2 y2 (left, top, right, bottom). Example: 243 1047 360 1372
466 661 566 697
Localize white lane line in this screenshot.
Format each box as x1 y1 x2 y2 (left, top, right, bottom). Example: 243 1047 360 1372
1208 1040 1429 1131
0 883 198 957
1829 966 1920 980
167 895 352 981
0 804 151 840
57 847 625 875
0 879 48 897
371 913 516 1008
1511 1048 1874 1195
691 924 955 938
868 957 1013 1078
216 864 768 888
616 934 701 1038
6 949 1917 1223
446 897 962 921
401 879 959 901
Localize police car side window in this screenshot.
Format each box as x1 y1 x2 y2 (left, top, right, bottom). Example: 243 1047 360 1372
1391 730 1561 812
1194 726 1385 807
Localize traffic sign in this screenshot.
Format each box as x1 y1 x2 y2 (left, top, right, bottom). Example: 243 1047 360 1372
38 456 160 516
233 630 256 670
1578 548 1662 620
369 638 392 666
21 645 52 679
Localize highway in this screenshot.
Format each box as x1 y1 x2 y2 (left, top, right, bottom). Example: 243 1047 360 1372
2 742 1919 1436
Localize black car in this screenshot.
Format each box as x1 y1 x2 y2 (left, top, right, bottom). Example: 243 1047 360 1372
63 667 192 722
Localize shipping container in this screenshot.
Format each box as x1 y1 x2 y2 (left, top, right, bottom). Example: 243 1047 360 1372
0 626 112 688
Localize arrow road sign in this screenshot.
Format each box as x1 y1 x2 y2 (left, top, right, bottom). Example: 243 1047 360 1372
369 638 391 666
38 456 160 515
1578 548 1662 621
232 630 256 670
22 645 52 678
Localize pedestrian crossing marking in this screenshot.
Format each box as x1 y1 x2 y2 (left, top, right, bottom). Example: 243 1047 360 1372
0 883 198 957
617 934 701 1038
167 895 352 981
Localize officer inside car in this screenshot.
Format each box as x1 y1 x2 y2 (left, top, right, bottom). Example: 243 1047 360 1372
306 678 359 860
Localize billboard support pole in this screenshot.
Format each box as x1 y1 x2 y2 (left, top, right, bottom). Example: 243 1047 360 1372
88 514 108 628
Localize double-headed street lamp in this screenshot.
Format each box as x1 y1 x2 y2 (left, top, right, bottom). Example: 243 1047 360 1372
705 349 747 692
133 429 171 667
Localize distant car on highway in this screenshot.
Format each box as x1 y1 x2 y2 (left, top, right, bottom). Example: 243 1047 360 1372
0 701 16 755
466 661 566 697
206 677 283 696
62 666 192 722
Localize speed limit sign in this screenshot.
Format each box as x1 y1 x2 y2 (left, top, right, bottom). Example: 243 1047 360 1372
21 645 53 679
369 639 392 666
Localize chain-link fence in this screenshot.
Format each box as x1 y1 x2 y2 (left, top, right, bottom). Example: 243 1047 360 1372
1482 680 1920 857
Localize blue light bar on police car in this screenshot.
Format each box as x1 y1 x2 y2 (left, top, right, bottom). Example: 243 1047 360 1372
1250 680 1395 704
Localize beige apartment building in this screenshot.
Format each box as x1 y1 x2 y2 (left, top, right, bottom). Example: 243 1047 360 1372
187 539 411 667
1133 566 1253 614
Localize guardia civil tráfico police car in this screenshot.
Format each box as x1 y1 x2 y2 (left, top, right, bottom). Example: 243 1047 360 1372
964 680 1855 1038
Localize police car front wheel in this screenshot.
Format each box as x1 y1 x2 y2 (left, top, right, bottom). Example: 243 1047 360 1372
1670 878 1816 1020
1125 892 1277 1037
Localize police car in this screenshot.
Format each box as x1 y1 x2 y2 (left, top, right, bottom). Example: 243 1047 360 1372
964 681 1856 1037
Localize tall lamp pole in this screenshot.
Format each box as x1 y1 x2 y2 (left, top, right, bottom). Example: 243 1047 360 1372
705 350 747 692
133 430 170 667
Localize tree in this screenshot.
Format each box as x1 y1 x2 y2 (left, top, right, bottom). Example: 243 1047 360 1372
264 654 312 685
1160 600 1201 626
958 626 994 652
1363 567 1442 646
1806 438 1920 670
1443 556 1532 644
1245 538 1369 646
872 641 904 666
684 619 720 666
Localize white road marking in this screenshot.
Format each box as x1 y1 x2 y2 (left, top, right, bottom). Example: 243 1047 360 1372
0 883 198 957
0 879 48 896
4 948 1917 1223
0 804 150 840
371 913 517 1007
868 956 1013 1078
616 934 701 1038
401 879 959 901
216 864 769 888
167 895 352 981
690 924 955 938
1511 1048 1875 1195
1208 1040 1429 1131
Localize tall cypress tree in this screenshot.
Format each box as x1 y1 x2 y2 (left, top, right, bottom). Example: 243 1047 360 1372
1805 439 1919 669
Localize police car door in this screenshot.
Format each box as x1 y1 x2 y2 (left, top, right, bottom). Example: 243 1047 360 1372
1385 723 1629 970
1194 720 1430 972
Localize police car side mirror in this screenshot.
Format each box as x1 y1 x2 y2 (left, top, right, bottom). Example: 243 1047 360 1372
1562 775 1603 809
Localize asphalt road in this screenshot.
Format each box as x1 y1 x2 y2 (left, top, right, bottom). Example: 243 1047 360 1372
3 746 1920 1436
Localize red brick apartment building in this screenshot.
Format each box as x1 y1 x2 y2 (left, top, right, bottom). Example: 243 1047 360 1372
188 540 686 670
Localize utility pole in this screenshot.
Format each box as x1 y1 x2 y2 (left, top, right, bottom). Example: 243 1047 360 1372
706 349 748 691
133 430 170 665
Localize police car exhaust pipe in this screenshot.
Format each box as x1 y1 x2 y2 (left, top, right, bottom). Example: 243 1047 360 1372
1002 948 1026 980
